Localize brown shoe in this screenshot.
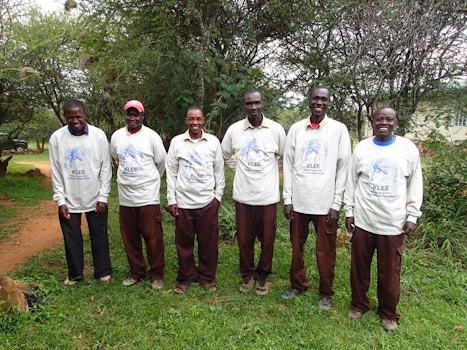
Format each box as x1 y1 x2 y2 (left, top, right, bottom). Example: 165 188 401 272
239 276 255 293
255 277 269 296
151 279 164 290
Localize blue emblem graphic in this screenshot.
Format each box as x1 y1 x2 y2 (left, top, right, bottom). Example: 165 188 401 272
242 139 266 160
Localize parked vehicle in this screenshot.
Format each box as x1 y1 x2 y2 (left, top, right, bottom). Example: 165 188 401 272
0 133 28 153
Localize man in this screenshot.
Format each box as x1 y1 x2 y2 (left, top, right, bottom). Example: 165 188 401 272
166 106 225 294
110 100 166 290
221 89 286 296
49 99 112 285
281 86 351 311
344 106 423 331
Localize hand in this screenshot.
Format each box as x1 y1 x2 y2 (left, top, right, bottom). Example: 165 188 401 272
58 205 70 220
168 204 179 217
401 221 416 236
283 204 293 220
95 201 107 214
326 208 339 224
345 217 355 232
212 198 221 210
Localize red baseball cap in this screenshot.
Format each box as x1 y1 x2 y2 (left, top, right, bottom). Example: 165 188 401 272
124 100 144 113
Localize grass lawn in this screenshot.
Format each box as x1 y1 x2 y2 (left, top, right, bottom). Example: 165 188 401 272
0 155 466 349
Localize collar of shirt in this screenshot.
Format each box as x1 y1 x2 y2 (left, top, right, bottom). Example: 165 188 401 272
243 115 270 130
68 123 89 136
182 129 207 141
125 125 143 135
306 115 329 130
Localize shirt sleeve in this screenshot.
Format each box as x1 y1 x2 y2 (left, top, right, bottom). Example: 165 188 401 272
282 127 294 206
165 138 179 206
344 151 358 218
331 126 351 211
153 133 166 177
97 134 112 203
221 127 236 171
213 141 225 202
49 133 66 207
406 145 423 223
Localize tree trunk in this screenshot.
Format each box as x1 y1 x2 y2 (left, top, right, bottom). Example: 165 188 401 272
0 156 13 177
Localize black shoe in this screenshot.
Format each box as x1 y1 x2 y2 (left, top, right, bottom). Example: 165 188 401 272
281 288 306 300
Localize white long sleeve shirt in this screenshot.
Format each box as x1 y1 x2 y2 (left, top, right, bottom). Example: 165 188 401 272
110 125 166 207
166 130 225 209
49 124 112 213
344 136 423 235
221 116 286 206
283 116 351 215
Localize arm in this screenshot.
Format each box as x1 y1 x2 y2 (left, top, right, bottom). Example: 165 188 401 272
276 125 287 170
403 146 424 235
49 132 67 209
331 126 352 212
282 127 294 217
165 138 179 216
153 133 166 177
213 141 225 202
96 133 112 210
344 152 358 221
221 127 236 171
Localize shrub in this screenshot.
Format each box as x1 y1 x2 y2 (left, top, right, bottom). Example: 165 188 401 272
414 133 467 262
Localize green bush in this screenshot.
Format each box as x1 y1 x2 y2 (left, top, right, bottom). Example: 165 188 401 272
414 133 467 262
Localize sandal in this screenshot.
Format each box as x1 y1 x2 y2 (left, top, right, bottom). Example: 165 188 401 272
99 275 113 284
174 283 189 294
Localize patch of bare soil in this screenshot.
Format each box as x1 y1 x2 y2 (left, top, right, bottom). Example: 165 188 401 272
0 163 62 275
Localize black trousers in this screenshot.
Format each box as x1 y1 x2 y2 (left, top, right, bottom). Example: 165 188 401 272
59 209 112 280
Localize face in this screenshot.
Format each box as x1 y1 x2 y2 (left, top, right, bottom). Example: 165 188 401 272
371 107 398 141
64 105 86 134
243 91 264 119
125 108 144 131
308 87 330 120
185 108 204 138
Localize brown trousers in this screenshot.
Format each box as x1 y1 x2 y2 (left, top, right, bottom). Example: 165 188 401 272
119 205 165 281
350 226 404 321
235 202 277 280
289 212 336 297
175 199 220 284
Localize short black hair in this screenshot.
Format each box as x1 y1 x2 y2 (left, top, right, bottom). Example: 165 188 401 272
63 99 85 113
243 89 262 102
308 85 330 98
186 106 204 116
372 106 397 120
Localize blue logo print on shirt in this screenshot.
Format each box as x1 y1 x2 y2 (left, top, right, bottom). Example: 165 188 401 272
120 145 140 176
300 139 327 174
65 147 90 179
367 158 398 197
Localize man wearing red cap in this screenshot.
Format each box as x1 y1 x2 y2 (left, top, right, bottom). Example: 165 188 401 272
110 100 166 290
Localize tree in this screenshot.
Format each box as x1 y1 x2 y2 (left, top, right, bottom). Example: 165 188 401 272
11 9 87 126
78 0 304 139
278 0 467 138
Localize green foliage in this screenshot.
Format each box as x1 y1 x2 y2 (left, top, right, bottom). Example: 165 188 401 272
218 201 236 242
415 135 467 261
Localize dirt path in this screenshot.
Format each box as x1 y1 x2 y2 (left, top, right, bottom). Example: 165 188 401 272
0 162 62 275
